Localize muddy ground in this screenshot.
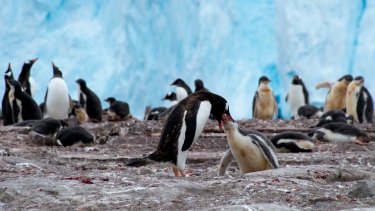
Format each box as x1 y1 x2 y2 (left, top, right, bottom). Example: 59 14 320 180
0 119 374 210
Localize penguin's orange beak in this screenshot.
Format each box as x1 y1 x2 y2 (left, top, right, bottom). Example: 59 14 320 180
219 113 234 128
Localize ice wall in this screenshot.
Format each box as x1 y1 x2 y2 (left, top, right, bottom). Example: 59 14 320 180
0 0 374 119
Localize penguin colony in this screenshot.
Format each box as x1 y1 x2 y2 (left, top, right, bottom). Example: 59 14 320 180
1 60 373 177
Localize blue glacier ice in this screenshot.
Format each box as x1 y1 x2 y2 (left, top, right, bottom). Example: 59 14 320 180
0 0 373 119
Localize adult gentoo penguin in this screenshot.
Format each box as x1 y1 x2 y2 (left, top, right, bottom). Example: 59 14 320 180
105 97 131 121
313 122 369 145
252 76 278 119
76 79 102 122
18 58 38 97
127 91 233 177
270 132 315 153
321 75 353 112
218 114 279 176
285 75 309 119
31 118 68 138
6 79 42 123
2 63 15 125
194 79 209 92
346 76 373 123
56 126 95 147
171 78 192 102
163 92 178 106
44 63 71 119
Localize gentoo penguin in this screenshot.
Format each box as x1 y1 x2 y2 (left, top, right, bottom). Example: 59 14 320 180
346 76 373 123
218 114 279 176
270 132 315 153
252 76 278 119
105 97 131 121
297 105 323 119
31 118 68 137
127 91 233 177
2 63 15 125
171 78 192 102
44 63 70 119
56 126 95 147
194 79 209 92
316 109 352 127
17 58 38 97
6 79 42 123
72 103 89 124
76 79 102 122
321 75 353 112
145 107 168 120
285 75 309 119
163 92 178 106
313 122 369 145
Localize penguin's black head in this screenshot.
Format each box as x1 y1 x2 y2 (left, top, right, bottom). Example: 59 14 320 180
24 58 38 66
353 76 364 86
258 76 271 85
338 75 353 83
105 97 116 104
52 62 63 78
194 79 204 89
59 120 69 128
76 78 87 88
208 93 234 128
291 75 302 85
6 79 22 93
163 92 176 101
5 63 14 80
171 78 186 87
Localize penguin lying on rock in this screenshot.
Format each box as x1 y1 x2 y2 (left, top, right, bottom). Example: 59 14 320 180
56 126 95 147
297 105 323 119
105 97 132 121
316 109 353 127
218 114 279 176
270 132 315 153
313 122 369 145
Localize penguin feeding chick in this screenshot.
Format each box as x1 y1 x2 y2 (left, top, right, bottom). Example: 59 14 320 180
76 79 102 122
171 78 192 102
7 79 42 123
218 114 279 176
105 97 132 121
127 91 233 177
44 63 71 119
285 75 309 119
313 122 369 145
270 132 315 153
252 76 278 119
2 63 15 125
321 75 353 112
346 76 373 123
18 58 38 97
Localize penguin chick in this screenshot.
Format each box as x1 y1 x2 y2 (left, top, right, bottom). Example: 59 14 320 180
127 92 233 177
105 97 131 121
346 76 373 123
72 103 89 124
252 76 278 119
56 126 95 147
286 75 309 119
219 114 279 176
2 63 15 125
316 109 351 127
297 105 323 119
323 75 353 112
270 132 315 153
171 78 192 102
163 92 178 106
76 78 102 122
18 58 38 97
31 118 68 137
313 122 369 145
194 79 209 92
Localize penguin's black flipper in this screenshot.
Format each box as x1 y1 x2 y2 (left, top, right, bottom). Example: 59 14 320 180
126 157 154 167
363 87 374 123
181 101 200 151
11 100 20 123
252 92 257 118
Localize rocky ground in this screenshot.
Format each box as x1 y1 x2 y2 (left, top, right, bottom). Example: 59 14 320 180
0 118 375 210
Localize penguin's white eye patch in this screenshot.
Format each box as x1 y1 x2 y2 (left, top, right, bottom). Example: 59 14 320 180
5 72 11 76
225 103 229 111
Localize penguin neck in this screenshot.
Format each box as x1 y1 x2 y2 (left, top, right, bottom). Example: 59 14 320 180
258 83 272 92
333 81 349 94
223 122 241 142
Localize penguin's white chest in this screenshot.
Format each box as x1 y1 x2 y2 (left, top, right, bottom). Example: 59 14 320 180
176 87 188 102
317 128 356 142
45 78 70 119
29 76 36 98
78 88 87 108
8 89 23 122
288 85 305 117
346 84 361 121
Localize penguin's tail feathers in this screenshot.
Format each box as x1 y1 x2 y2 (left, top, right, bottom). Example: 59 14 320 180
126 157 154 167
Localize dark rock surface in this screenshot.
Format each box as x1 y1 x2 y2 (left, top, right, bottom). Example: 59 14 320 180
0 119 374 210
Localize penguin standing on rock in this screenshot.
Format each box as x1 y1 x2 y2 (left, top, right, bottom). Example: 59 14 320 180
7 79 42 123
346 76 373 123
18 58 38 97
76 79 102 122
194 79 209 92
218 115 279 176
319 75 353 112
105 97 131 121
252 76 278 119
2 63 15 125
285 75 309 119
313 122 369 145
127 91 233 177
171 78 192 102
270 132 315 153
44 63 71 119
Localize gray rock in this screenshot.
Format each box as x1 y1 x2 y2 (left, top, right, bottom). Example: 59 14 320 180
348 181 375 198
